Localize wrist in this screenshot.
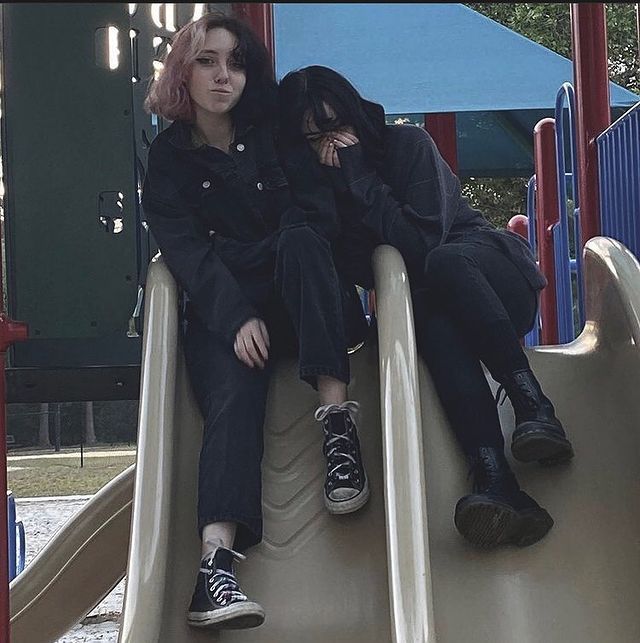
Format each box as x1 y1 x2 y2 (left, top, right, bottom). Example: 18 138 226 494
336 144 372 185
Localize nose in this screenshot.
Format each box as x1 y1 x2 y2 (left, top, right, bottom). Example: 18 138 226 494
214 62 230 85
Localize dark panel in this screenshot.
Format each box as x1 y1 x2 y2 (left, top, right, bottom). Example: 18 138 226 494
6 365 141 403
2 3 140 367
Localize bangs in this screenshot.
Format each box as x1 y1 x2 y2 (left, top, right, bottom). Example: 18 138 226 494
306 92 346 133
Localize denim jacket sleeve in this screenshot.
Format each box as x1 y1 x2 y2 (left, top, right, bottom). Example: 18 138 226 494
142 146 257 345
335 128 444 277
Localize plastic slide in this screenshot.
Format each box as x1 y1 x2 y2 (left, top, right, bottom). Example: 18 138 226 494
9 236 640 642
9 465 133 641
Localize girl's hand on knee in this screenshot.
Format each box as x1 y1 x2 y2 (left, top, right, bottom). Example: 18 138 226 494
234 318 270 369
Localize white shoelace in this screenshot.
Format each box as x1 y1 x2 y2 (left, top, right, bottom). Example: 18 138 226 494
201 548 248 606
315 401 361 481
314 400 360 423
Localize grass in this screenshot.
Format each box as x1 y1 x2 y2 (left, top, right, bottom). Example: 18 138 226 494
7 453 136 497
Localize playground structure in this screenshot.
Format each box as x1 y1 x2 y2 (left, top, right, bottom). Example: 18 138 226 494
9 234 640 643
2 3 640 642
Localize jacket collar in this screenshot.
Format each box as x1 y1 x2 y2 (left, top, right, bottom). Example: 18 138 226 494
168 117 254 151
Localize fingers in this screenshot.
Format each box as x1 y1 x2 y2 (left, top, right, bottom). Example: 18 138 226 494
234 335 253 368
243 334 265 369
258 319 270 351
333 130 359 146
234 318 269 369
251 326 268 366
319 138 334 166
332 148 341 167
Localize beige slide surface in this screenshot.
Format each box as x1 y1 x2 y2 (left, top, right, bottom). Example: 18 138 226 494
9 464 133 642
9 236 640 642
117 254 393 642
418 237 640 643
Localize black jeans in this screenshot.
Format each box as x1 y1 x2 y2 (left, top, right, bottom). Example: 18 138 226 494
182 225 368 551
413 242 538 456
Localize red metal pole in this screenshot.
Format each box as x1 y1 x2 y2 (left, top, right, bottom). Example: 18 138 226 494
424 113 459 175
570 3 610 246
232 3 275 62
534 118 560 346
507 214 529 240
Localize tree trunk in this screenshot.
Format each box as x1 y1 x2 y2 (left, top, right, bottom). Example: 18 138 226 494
85 401 97 446
38 403 51 448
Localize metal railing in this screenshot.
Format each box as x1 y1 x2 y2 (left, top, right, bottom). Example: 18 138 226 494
524 83 584 347
553 83 584 342
597 102 640 259
7 492 25 582
523 176 540 347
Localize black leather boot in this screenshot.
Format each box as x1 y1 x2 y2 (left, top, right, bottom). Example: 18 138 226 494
454 447 554 548
497 368 574 465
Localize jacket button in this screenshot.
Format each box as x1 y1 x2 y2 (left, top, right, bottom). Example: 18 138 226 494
236 143 245 152
257 182 264 190
208 230 215 237
202 180 211 188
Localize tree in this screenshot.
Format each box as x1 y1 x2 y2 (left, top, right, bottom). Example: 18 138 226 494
85 401 97 446
38 402 51 448
466 3 638 94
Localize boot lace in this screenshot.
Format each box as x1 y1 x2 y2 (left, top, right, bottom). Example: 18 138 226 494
495 384 508 407
494 380 538 411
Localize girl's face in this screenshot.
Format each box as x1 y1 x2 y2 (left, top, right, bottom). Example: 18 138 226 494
302 102 356 158
188 27 247 119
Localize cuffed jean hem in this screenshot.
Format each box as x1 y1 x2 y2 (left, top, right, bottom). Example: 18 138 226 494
300 364 350 390
198 513 263 554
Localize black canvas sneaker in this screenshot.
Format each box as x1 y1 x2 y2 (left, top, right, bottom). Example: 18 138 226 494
187 547 265 630
315 401 370 514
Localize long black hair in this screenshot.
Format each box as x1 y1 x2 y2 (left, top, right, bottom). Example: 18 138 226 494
277 65 387 169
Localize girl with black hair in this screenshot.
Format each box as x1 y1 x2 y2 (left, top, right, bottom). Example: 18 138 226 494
278 65 574 550
142 21 370 630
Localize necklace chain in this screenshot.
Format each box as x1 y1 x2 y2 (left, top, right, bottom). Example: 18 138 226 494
192 123 235 151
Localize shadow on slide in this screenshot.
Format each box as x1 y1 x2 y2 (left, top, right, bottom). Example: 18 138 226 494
10 237 640 642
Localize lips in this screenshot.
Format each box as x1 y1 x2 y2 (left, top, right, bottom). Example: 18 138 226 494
210 90 232 95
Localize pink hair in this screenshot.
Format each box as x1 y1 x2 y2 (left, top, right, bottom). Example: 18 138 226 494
144 13 225 122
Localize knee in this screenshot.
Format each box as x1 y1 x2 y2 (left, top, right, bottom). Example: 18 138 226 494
276 224 328 258
424 245 471 289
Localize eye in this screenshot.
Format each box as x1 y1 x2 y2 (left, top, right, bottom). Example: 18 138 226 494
229 59 245 70
195 57 216 66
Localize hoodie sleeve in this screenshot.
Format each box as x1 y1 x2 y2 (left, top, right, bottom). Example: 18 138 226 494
336 127 446 277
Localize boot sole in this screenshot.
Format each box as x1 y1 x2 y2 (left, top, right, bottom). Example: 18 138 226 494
187 601 265 630
325 477 370 514
511 423 574 465
454 496 554 549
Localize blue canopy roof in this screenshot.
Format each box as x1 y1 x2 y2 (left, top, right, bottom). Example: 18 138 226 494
274 3 639 176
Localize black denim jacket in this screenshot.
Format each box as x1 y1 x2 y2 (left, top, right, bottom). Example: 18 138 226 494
142 118 341 345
